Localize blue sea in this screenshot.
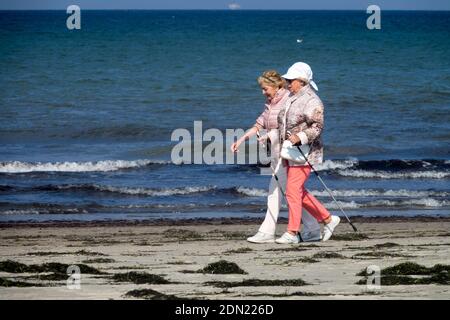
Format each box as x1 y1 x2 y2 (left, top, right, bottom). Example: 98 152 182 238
0 10 449 222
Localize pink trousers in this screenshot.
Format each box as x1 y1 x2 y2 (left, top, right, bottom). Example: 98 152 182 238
286 165 331 233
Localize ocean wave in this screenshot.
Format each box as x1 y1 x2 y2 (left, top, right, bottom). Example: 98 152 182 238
234 187 449 198
0 202 264 215
323 198 449 210
239 159 449 179
311 189 449 198
34 184 216 196
315 159 450 172
0 202 91 215
235 186 268 197
5 183 448 200
1 197 447 216
315 159 358 171
351 159 449 171
1 208 89 215
0 159 170 173
0 185 15 192
368 199 449 208
320 159 450 179
336 169 450 179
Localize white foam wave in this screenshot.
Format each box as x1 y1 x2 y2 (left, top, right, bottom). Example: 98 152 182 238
2 210 41 215
337 169 450 179
87 185 215 196
315 159 358 171
1 208 88 215
0 159 170 173
323 201 361 209
365 199 449 208
235 187 448 198
236 187 268 197
311 189 449 198
323 198 449 210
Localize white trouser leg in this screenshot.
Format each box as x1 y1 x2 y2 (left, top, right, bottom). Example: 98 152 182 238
258 160 321 236
258 157 285 235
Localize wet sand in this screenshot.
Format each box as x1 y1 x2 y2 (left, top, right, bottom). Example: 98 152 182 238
0 217 449 300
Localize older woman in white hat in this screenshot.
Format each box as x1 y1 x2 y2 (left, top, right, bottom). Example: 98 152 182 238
275 62 341 244
231 70 322 243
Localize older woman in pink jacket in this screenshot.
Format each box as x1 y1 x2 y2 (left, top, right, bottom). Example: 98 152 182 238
231 70 321 243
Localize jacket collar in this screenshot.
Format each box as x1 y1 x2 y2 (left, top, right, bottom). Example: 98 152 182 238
267 88 287 106
288 84 310 102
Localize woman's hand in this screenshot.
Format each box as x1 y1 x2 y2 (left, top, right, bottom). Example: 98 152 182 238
230 140 242 153
257 134 268 145
231 126 259 153
288 134 301 145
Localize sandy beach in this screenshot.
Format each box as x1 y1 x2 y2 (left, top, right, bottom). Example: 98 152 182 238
0 217 449 300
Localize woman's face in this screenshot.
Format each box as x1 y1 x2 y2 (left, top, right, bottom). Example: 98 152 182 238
287 79 303 94
260 84 278 99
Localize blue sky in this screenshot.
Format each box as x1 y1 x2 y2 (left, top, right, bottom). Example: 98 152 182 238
1 0 449 10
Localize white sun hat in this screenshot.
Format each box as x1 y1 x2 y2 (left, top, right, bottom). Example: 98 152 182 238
282 62 318 91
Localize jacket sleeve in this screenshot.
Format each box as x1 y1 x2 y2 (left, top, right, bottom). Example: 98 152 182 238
295 100 324 145
255 106 268 129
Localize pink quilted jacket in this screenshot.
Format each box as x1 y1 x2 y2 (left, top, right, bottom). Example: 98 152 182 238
255 88 290 130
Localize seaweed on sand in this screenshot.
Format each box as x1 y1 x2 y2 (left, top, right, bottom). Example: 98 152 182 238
205 278 308 288
0 277 44 287
356 262 450 285
198 260 247 275
312 252 345 259
125 289 183 300
0 260 105 276
112 271 170 284
331 233 369 241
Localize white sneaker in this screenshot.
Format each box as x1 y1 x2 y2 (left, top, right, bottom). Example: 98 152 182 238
275 232 300 244
322 216 341 242
300 229 322 242
247 231 275 243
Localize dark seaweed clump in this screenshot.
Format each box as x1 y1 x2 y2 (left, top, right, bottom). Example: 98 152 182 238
0 260 104 275
312 252 345 259
82 258 115 264
373 242 400 249
125 289 183 300
357 262 450 276
163 229 202 240
205 278 308 288
0 277 44 287
112 271 170 284
0 260 105 284
331 233 369 241
198 260 247 275
352 251 413 259
356 262 450 285
224 247 253 254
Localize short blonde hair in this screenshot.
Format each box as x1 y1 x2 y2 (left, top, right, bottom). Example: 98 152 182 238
257 70 286 89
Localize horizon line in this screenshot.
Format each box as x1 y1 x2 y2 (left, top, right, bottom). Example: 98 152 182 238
1 8 449 12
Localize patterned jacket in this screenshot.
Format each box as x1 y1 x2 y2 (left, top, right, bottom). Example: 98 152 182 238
277 85 324 166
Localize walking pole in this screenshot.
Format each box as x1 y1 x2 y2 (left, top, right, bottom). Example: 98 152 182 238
257 131 292 202
258 131 309 234
293 140 358 232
